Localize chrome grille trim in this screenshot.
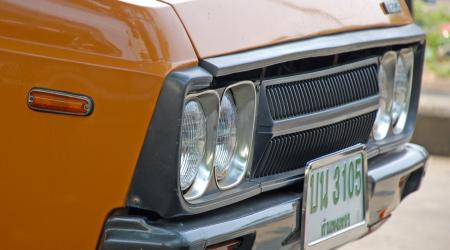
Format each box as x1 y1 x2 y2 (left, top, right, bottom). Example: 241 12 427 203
269 96 379 136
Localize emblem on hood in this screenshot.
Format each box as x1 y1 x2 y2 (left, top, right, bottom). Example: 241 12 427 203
382 0 402 14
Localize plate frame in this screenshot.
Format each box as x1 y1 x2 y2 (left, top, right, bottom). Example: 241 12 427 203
300 144 369 250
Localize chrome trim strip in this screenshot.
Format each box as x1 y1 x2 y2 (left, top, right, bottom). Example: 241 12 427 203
258 168 304 192
266 96 379 136
263 57 379 87
201 24 425 76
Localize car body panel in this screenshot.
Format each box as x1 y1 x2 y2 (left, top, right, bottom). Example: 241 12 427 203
0 0 423 249
159 0 414 58
0 1 196 249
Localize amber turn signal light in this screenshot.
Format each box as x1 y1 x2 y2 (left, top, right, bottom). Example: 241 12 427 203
28 88 93 116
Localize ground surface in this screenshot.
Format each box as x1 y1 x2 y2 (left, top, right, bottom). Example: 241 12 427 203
341 156 450 250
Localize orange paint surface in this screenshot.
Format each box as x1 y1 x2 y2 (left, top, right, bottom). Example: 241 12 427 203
161 0 414 58
0 0 196 249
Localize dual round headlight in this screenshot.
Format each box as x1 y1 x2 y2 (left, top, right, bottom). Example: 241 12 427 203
373 48 414 141
392 48 414 134
179 82 256 200
214 91 238 182
179 100 207 191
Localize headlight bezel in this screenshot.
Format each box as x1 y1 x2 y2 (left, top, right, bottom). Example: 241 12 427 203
392 48 414 134
372 51 396 141
214 81 257 190
214 90 238 182
369 46 420 152
180 81 257 202
181 91 220 201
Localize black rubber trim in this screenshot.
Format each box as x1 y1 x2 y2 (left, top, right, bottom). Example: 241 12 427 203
201 24 425 76
126 67 213 217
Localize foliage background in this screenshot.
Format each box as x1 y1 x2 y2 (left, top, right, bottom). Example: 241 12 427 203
414 0 450 77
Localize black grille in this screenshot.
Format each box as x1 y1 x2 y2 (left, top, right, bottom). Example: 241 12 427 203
252 111 377 178
266 64 379 120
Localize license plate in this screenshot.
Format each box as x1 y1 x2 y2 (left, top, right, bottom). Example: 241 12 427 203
301 144 369 250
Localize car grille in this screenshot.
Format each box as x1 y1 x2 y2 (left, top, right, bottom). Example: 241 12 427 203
266 64 379 120
252 111 376 178
252 59 379 179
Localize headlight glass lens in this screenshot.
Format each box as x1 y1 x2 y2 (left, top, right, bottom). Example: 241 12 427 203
180 100 206 191
214 81 256 190
214 91 238 181
392 48 414 134
373 51 396 141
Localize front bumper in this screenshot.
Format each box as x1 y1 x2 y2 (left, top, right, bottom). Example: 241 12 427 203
101 143 428 250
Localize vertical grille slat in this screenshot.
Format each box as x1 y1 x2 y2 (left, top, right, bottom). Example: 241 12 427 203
356 69 366 97
266 64 379 120
352 70 365 99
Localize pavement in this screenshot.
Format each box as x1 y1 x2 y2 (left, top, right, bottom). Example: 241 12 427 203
341 156 450 250
412 91 450 155
411 69 450 156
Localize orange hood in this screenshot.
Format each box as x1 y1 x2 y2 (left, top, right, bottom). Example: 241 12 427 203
160 0 413 58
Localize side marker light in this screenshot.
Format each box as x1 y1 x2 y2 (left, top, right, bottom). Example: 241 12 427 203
28 88 93 116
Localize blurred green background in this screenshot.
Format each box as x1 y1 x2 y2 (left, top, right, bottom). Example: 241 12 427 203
414 0 450 77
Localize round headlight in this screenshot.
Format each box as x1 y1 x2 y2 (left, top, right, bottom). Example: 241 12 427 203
214 91 238 181
180 100 206 191
373 51 396 141
392 48 414 134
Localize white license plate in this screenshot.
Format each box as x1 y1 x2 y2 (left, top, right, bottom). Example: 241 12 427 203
301 145 368 250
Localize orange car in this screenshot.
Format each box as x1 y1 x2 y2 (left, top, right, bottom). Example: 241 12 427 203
0 0 427 249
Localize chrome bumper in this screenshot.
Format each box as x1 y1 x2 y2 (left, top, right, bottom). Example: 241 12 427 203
367 143 427 226
101 143 428 250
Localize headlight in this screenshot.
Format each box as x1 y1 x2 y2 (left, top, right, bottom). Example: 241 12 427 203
373 51 396 141
392 48 414 134
180 100 206 191
214 91 238 181
214 81 256 190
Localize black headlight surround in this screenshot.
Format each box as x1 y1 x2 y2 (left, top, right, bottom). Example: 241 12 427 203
126 67 261 217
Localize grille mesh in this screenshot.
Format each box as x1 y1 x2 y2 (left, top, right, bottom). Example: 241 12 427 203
266 64 379 120
252 111 377 178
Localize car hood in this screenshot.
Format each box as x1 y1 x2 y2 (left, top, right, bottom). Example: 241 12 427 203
160 0 413 58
